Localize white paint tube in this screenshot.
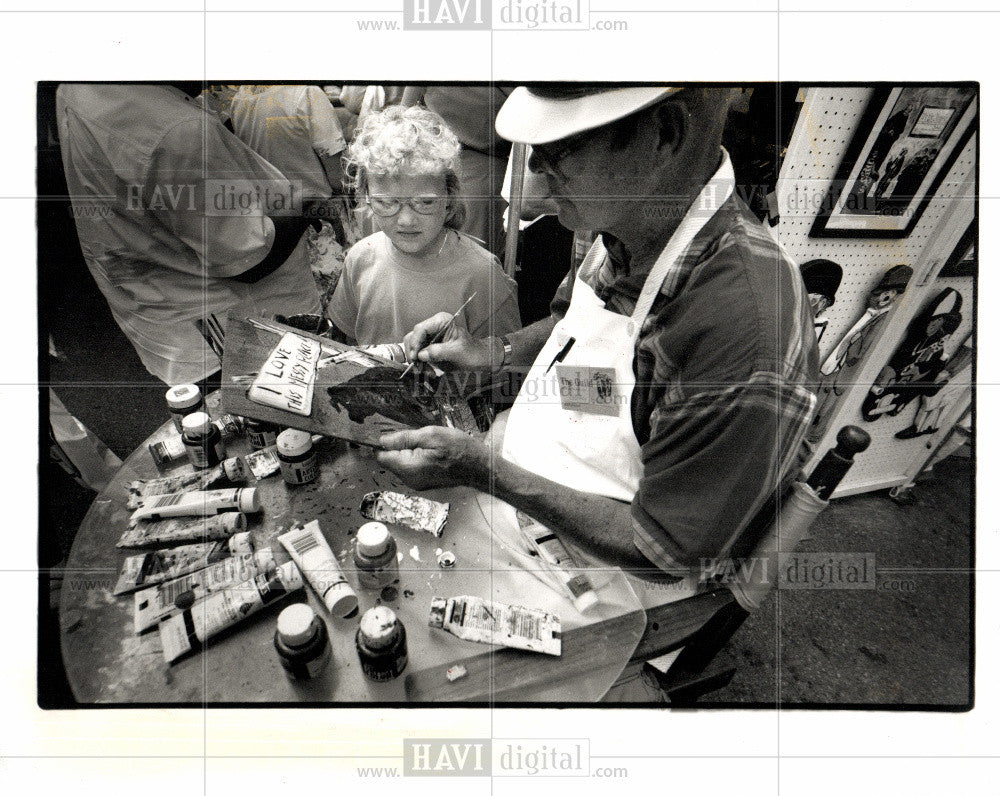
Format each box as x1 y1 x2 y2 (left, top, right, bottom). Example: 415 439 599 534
127 457 246 509
278 521 358 618
428 595 562 656
112 532 253 595
115 512 246 549
129 487 260 523
133 548 275 633
515 513 598 613
159 560 303 664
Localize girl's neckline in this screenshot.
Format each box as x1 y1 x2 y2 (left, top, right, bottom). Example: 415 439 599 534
383 229 454 271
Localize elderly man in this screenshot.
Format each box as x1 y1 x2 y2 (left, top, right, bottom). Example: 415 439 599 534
377 86 818 576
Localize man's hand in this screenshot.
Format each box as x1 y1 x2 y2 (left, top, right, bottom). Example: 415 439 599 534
377 426 491 491
403 313 498 373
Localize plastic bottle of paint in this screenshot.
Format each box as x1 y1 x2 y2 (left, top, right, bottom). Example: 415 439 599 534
182 412 226 470
353 522 399 590
273 603 332 680
165 384 204 434
245 418 279 451
276 429 318 486
355 606 408 681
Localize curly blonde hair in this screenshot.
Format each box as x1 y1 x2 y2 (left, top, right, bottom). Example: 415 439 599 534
345 105 467 231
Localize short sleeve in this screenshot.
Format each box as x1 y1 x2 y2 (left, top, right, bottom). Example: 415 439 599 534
631 380 798 570
147 117 275 277
301 86 347 157
328 246 361 338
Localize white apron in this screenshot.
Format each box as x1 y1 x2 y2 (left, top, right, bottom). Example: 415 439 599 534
502 154 735 502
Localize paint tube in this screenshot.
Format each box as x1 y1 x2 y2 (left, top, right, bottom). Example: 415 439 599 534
278 521 358 618
428 595 562 656
134 548 275 633
241 445 281 480
159 560 303 664
515 511 598 613
127 458 246 509
129 487 260 523
112 532 254 595
115 512 246 549
360 491 449 538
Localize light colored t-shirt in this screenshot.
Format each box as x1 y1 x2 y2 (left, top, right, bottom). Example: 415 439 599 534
230 85 347 201
56 83 320 384
329 230 521 345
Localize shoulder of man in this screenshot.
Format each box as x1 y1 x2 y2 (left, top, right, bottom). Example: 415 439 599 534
655 198 810 379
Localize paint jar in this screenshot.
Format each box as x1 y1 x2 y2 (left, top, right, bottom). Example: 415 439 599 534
356 606 407 681
165 384 204 434
273 603 332 680
353 522 399 590
245 418 279 451
182 412 226 470
277 429 318 486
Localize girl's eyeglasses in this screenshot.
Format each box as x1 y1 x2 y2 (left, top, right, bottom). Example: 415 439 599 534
366 195 446 217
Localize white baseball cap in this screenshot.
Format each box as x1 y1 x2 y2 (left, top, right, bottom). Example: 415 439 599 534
495 85 682 144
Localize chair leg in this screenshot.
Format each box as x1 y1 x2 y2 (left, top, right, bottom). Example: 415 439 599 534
645 663 738 705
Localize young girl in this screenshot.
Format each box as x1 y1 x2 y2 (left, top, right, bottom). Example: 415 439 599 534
329 105 521 347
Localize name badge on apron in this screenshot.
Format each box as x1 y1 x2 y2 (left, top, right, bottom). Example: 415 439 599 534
556 364 620 417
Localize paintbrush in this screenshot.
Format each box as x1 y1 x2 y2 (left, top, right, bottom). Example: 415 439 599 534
398 291 478 380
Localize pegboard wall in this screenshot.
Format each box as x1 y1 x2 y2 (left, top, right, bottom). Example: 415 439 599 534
773 87 976 497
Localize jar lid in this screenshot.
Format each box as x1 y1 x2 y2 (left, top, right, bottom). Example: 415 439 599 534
166 384 202 410
359 606 400 650
277 428 313 457
220 512 247 533
427 597 448 629
277 603 318 646
356 522 391 557
222 456 246 482
236 488 261 513
228 532 253 555
182 411 213 435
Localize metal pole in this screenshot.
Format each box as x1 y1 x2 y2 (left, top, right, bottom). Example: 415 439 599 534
503 142 527 279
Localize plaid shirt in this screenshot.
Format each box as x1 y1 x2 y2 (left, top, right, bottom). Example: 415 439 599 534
550 191 819 570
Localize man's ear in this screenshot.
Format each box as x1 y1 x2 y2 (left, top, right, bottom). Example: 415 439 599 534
654 101 687 154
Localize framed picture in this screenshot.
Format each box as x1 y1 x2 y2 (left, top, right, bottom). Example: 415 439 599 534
939 223 976 278
811 86 977 238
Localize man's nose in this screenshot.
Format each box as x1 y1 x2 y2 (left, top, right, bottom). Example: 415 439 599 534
526 148 550 175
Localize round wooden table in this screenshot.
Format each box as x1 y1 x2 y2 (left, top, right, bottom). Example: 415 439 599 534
59 395 655 704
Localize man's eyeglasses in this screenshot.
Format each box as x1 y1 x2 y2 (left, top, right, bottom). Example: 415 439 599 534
529 128 599 175
366 194 446 217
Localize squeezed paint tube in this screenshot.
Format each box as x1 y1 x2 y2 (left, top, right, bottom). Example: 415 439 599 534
116 512 246 549
241 445 281 480
428 595 561 656
129 487 260 523
159 560 303 664
112 532 253 595
278 521 358 618
127 457 246 509
134 548 275 633
360 491 449 537
515 511 598 613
